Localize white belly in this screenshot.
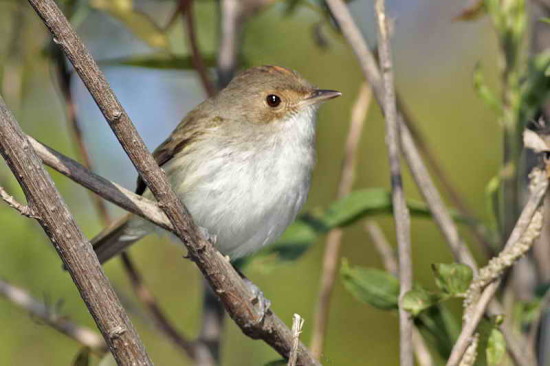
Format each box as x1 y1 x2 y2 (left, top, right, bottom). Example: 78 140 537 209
133 109 318 259
165 136 314 258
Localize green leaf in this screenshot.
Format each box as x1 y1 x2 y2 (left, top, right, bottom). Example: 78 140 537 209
402 288 441 316
519 51 550 122
90 0 169 50
72 347 91 366
340 259 399 310
432 263 473 296
473 63 502 114
486 328 506 366
320 188 431 229
541 18 550 24
99 54 217 70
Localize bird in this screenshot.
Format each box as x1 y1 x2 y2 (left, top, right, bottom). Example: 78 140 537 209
92 65 341 264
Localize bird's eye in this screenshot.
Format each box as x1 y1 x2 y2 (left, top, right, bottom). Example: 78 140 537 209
266 94 281 107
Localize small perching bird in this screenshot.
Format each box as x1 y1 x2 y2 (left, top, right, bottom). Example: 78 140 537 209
92 65 341 263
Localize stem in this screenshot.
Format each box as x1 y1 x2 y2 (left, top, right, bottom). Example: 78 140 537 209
310 83 371 358
374 1 413 365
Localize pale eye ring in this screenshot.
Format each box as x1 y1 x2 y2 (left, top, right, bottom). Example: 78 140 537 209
266 94 281 107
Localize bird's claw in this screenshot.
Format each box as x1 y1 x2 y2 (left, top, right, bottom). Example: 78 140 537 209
242 277 271 324
198 226 217 244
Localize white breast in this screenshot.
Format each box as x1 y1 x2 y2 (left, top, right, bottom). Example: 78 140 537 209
163 107 317 258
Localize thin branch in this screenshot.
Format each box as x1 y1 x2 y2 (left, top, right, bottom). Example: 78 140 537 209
0 185 35 218
53 47 112 226
119 255 206 361
310 82 371 358
446 170 547 366
365 220 434 366
28 136 172 230
289 314 305 366
374 1 413 365
364 221 398 276
324 0 478 271
180 0 216 97
0 278 107 354
217 0 240 88
0 95 152 365
27 1 319 363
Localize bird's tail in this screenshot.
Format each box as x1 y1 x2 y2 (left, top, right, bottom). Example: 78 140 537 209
92 214 144 264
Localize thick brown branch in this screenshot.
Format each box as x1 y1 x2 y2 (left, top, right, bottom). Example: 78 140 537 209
27 0 319 363
52 51 200 362
0 278 107 354
0 96 152 365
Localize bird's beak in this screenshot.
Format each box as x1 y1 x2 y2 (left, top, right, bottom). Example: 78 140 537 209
301 89 342 107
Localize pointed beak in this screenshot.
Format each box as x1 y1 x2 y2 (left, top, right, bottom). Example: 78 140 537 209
302 89 342 106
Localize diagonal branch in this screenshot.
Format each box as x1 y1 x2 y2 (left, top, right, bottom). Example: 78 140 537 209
27 0 319 363
446 170 548 366
0 185 35 218
0 278 107 354
52 48 200 362
374 1 413 365
0 95 152 365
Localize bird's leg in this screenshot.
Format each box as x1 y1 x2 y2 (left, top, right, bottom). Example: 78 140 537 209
198 226 217 244
235 267 271 324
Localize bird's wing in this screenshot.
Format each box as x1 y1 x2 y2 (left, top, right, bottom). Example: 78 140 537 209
135 108 211 195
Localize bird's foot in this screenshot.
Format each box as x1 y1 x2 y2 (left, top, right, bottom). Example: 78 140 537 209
198 226 217 244
242 277 271 324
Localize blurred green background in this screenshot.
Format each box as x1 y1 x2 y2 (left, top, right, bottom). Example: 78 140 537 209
0 0 503 364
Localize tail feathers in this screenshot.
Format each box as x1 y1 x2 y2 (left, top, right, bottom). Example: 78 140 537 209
92 214 143 264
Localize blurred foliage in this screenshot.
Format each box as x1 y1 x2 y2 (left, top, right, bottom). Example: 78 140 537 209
89 0 169 50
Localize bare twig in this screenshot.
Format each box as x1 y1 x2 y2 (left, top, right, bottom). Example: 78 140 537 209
180 0 216 97
365 220 434 366
0 278 107 354
364 221 398 276
217 0 240 88
374 1 413 365
28 136 172 230
119 254 206 361
310 82 371 358
446 171 547 366
0 185 35 218
53 47 112 226
324 0 478 271
27 0 319 363
289 314 305 366
0 95 152 365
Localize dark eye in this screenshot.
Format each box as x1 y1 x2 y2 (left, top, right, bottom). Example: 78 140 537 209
266 94 281 107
